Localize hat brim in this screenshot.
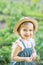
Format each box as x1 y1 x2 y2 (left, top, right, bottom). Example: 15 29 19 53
13 17 38 36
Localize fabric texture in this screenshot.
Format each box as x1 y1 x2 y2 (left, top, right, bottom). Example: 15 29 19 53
15 38 35 51
11 39 36 65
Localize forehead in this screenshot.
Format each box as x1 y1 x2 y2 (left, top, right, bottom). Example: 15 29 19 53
20 22 33 29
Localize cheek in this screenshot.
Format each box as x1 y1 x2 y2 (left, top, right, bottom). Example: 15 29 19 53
20 30 24 35
30 32 33 36
21 31 25 35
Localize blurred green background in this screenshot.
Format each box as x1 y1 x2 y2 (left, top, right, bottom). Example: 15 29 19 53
0 0 43 65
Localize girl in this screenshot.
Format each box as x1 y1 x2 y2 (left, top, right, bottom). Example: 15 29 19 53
11 17 38 65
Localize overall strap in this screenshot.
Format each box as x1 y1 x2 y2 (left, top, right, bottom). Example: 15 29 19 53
19 39 26 49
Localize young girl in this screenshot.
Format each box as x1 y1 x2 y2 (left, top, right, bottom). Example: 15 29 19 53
11 17 38 65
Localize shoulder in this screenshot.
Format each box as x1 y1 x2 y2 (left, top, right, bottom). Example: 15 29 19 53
30 38 35 43
12 38 24 50
30 38 35 47
12 38 22 49
12 38 19 46
11 39 22 58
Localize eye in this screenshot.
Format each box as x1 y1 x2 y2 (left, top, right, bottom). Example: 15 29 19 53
23 29 27 31
29 29 32 31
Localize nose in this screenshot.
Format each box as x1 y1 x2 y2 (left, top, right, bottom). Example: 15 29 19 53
26 31 30 34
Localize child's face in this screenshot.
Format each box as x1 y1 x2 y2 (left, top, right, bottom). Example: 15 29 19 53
19 22 34 40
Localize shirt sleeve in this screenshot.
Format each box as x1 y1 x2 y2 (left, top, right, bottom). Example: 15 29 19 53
12 39 22 48
15 39 24 50
31 38 35 48
33 40 35 47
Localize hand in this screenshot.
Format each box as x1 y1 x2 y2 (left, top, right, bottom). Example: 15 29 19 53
24 57 32 62
30 53 36 60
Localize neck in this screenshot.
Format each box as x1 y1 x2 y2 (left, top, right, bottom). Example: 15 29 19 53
20 37 32 41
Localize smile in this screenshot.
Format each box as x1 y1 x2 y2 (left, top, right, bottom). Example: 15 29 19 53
24 35 30 37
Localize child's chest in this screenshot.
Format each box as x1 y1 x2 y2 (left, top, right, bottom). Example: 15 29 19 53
19 40 33 50
24 42 32 48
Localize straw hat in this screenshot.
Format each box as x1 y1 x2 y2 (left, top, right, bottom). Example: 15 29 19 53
13 17 38 36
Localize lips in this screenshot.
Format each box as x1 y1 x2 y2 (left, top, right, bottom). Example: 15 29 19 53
24 34 30 37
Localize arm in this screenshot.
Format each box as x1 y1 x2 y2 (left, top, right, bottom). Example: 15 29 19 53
30 48 37 60
11 42 25 62
11 42 32 62
30 39 37 60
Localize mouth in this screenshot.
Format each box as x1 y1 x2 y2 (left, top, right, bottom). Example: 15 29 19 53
24 35 30 37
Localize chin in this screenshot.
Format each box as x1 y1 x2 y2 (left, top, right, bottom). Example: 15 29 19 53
24 37 30 40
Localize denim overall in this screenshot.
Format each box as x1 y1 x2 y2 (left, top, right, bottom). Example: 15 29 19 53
10 39 35 65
